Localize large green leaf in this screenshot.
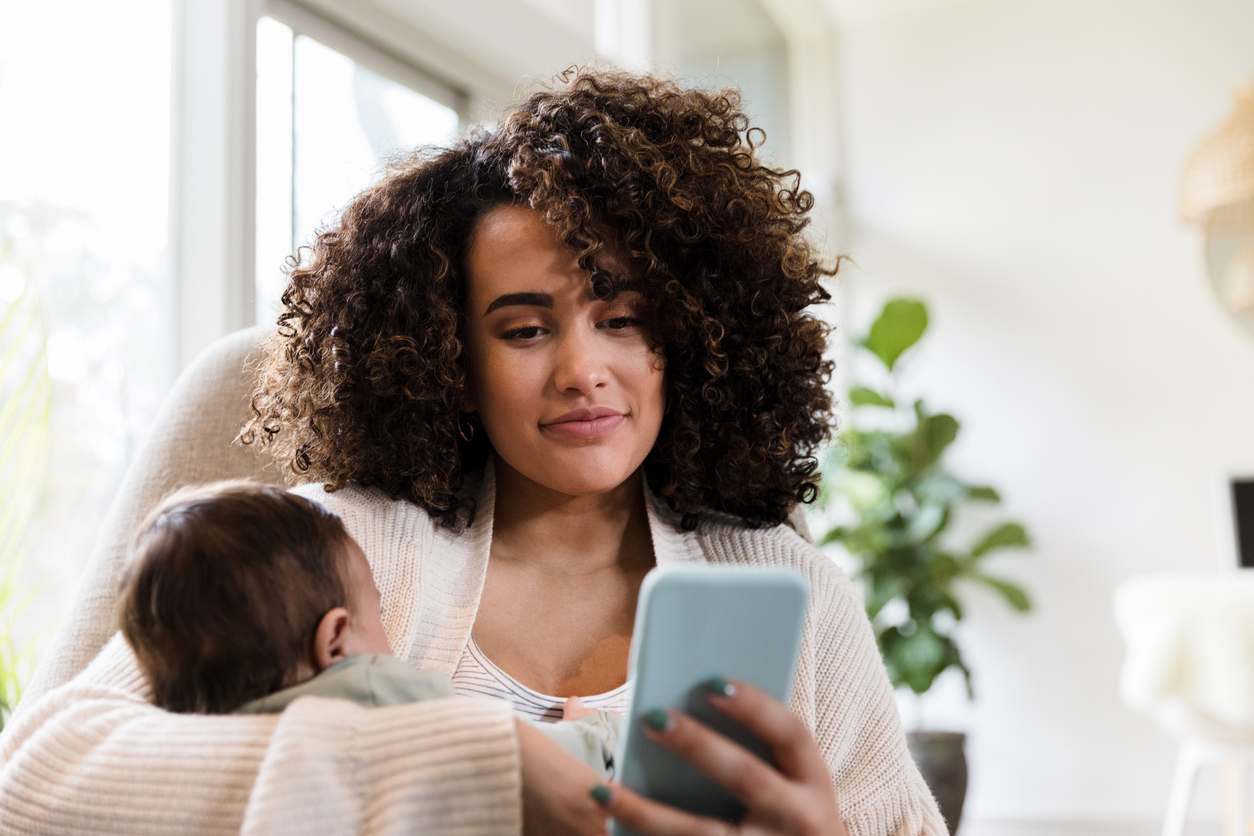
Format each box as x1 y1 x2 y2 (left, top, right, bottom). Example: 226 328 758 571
818 525 847 547
912 412 959 474
971 574 1032 612
937 590 964 621
849 386 894 408
865 576 907 620
861 299 928 372
971 522 1031 557
880 624 966 694
913 473 967 507
966 485 1001 502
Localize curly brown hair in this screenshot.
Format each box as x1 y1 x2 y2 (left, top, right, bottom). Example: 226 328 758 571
241 68 835 530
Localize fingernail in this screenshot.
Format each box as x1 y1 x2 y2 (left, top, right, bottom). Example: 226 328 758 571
591 784 612 806
705 677 736 698
643 709 673 732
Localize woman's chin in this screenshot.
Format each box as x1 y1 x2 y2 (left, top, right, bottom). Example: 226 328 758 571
535 466 642 499
496 449 644 500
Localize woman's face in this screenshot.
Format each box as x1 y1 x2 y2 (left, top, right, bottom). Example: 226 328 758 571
463 205 665 498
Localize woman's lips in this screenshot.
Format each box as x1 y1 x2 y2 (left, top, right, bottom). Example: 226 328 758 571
542 408 626 439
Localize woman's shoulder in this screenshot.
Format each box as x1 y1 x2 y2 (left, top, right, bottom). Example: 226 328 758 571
293 481 421 516
291 482 440 546
693 511 855 607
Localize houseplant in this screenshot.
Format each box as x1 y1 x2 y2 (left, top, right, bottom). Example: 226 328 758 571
817 298 1031 832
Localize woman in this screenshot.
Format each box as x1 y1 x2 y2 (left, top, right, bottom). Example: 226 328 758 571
243 68 943 834
0 70 943 835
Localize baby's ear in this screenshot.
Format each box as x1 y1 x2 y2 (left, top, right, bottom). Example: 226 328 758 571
312 607 352 673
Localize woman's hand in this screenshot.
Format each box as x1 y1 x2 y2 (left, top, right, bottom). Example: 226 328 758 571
516 718 609 836
592 679 848 836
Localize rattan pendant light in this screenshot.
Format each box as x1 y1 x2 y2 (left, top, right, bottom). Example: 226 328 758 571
1181 83 1254 231
1181 83 1254 323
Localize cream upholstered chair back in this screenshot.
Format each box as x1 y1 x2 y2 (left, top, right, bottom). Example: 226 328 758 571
19 325 281 714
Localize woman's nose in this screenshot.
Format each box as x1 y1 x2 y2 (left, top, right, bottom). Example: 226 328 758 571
552 327 609 395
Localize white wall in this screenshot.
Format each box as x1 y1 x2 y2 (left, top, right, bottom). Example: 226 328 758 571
835 0 1254 826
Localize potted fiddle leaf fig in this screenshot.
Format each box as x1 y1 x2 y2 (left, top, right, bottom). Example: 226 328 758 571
817 298 1031 834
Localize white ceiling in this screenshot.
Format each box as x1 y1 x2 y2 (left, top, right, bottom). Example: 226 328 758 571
817 0 979 25
289 0 978 116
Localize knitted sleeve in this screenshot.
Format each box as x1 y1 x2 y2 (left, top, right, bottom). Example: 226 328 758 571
0 635 522 836
804 555 949 836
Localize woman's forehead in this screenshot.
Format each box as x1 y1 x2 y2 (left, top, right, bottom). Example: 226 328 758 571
466 205 628 312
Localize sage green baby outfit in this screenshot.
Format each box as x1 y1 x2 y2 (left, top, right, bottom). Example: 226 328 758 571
237 654 620 779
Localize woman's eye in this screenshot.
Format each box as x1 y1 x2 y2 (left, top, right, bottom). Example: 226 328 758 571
500 326 545 341
601 316 641 331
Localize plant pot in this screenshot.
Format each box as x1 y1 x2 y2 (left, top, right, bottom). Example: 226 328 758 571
906 731 967 835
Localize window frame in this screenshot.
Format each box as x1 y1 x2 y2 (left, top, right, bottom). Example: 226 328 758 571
264 0 469 120
168 0 482 373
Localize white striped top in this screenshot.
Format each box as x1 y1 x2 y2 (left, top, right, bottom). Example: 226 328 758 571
451 637 633 722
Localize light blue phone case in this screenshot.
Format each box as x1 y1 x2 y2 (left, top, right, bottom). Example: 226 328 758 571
610 565 809 835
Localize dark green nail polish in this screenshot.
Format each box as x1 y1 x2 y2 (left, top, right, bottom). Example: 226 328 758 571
591 784 612 806
643 709 672 732
705 677 736 698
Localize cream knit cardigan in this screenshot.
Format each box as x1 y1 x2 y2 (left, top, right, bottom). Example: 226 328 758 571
0 469 945 836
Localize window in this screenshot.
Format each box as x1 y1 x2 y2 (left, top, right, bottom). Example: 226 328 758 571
664 0 791 165
255 17 463 325
0 0 171 693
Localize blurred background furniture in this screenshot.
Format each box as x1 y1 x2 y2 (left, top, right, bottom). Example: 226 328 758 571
1115 573 1254 836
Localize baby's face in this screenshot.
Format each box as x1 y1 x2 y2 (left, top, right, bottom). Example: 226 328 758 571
339 537 393 657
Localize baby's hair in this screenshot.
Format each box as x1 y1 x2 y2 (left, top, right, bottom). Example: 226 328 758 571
117 480 350 714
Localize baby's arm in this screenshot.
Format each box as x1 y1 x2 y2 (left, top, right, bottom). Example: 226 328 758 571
524 697 622 780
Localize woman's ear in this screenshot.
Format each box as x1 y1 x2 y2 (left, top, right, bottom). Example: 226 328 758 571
458 409 480 443
312 607 352 673
461 358 479 413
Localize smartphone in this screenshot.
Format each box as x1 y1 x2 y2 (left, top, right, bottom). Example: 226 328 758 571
610 565 810 835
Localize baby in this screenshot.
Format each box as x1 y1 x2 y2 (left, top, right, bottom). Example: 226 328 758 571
116 480 619 778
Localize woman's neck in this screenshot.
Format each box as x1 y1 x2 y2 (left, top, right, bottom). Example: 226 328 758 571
489 455 653 575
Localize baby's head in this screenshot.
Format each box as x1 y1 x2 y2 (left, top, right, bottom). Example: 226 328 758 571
118 481 391 713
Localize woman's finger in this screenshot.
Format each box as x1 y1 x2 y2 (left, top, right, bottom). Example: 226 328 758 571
641 708 792 813
592 782 728 836
702 679 831 786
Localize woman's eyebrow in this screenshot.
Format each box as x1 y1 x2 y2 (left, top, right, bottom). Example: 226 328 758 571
484 292 553 315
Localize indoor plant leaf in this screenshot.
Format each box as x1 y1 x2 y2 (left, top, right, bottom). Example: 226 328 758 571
862 298 928 372
866 576 908 620
966 485 1000 502
912 412 959 474
970 522 1031 557
970 573 1032 612
921 507 952 543
818 526 847 547
882 624 964 694
849 386 895 408
938 590 965 621
914 473 966 507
